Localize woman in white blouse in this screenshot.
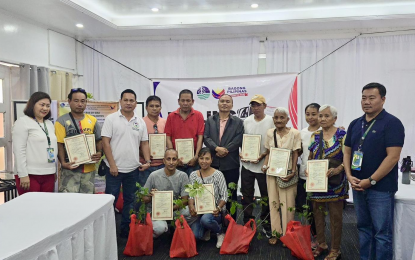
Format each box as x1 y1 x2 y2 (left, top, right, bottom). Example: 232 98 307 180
13 92 58 194
189 147 228 249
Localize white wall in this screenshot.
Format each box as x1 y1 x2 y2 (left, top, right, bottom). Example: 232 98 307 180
0 9 77 72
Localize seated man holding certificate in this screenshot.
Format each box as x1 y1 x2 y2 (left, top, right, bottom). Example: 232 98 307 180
55 88 102 194
262 107 301 245
143 148 193 238
305 104 347 260
188 148 228 248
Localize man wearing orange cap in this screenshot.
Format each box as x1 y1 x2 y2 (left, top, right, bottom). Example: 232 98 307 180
240 94 275 237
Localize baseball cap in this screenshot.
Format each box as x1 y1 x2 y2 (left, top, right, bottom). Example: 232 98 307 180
250 94 266 104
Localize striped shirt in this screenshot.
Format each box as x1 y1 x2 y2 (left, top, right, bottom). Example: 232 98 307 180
189 169 228 206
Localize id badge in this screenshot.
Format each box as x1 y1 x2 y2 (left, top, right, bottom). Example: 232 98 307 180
351 151 363 171
47 148 55 163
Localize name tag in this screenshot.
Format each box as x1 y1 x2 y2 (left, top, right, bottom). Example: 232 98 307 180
47 148 55 163
351 151 363 171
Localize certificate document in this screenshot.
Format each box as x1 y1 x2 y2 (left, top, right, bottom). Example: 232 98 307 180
267 148 291 177
241 134 261 161
152 191 174 221
149 134 166 159
64 134 91 165
176 138 194 164
306 159 329 192
85 134 96 155
195 184 216 214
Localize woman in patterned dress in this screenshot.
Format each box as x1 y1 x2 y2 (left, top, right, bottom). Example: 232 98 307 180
305 104 348 260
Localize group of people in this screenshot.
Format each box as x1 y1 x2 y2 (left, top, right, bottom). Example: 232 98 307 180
12 82 404 260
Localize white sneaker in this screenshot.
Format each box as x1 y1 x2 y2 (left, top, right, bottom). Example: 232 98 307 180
216 233 225 248
202 229 211 241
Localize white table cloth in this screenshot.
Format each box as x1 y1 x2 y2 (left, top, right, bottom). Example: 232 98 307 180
0 193 117 260
394 175 415 260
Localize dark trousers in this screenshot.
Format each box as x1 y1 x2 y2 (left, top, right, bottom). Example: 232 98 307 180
296 178 317 236
104 164 138 232
221 168 240 220
240 166 269 224
313 200 344 250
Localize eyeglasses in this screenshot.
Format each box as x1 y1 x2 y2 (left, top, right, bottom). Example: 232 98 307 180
153 124 158 134
70 88 86 94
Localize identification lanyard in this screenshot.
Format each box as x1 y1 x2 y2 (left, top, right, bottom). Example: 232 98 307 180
35 119 51 148
358 120 376 151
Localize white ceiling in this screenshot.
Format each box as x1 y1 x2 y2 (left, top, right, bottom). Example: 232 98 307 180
1 0 415 40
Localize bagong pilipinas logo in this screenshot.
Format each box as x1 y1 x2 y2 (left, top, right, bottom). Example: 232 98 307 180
212 88 225 99
197 86 210 100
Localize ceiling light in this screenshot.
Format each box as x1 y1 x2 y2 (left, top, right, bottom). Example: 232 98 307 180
0 61 19 67
76 24 84 28
151 8 159 12
251 3 259 8
4 25 17 32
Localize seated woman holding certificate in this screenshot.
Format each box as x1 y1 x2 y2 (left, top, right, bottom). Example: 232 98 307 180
261 107 301 246
305 104 348 260
188 148 228 249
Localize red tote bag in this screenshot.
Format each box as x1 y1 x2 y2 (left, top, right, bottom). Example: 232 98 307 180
220 214 257 255
280 221 314 260
170 215 198 258
123 213 153 256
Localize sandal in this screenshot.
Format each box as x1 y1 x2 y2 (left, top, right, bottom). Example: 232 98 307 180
268 237 278 245
324 250 341 260
313 246 328 258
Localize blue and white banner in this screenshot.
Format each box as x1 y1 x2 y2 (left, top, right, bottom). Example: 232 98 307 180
151 73 299 128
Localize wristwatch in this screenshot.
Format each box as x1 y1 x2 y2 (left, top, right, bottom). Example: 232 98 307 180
262 165 267 170
146 160 151 164
369 176 377 186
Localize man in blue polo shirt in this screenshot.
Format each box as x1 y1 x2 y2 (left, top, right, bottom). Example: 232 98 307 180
344 82 405 260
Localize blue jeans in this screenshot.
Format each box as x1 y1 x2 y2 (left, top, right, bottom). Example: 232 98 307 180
177 164 200 177
353 189 395 260
191 213 223 240
105 165 139 232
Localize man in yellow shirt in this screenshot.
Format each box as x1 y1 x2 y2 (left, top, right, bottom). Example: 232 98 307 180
55 88 102 193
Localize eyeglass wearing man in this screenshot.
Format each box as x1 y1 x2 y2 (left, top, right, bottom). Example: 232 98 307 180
165 89 205 176
136 95 167 188
55 88 102 194
101 89 151 238
344 83 405 260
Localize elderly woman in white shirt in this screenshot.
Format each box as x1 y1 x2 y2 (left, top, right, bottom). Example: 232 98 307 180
262 107 301 245
13 92 57 194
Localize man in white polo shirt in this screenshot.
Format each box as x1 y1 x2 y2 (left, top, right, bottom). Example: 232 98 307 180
101 89 151 238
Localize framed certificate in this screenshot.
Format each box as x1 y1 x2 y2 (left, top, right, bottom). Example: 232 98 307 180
64 134 91 165
176 138 194 164
306 159 329 192
267 148 291 177
241 134 261 161
152 191 174 221
149 133 166 159
85 134 96 155
195 184 216 214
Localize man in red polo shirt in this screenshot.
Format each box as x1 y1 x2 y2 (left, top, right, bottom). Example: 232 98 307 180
165 89 204 176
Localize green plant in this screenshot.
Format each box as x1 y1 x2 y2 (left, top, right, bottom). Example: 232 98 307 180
287 182 328 226
87 92 94 100
171 198 187 228
129 183 150 224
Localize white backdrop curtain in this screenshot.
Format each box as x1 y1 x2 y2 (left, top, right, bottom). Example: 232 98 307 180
19 64 50 98
266 34 415 158
83 37 259 101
